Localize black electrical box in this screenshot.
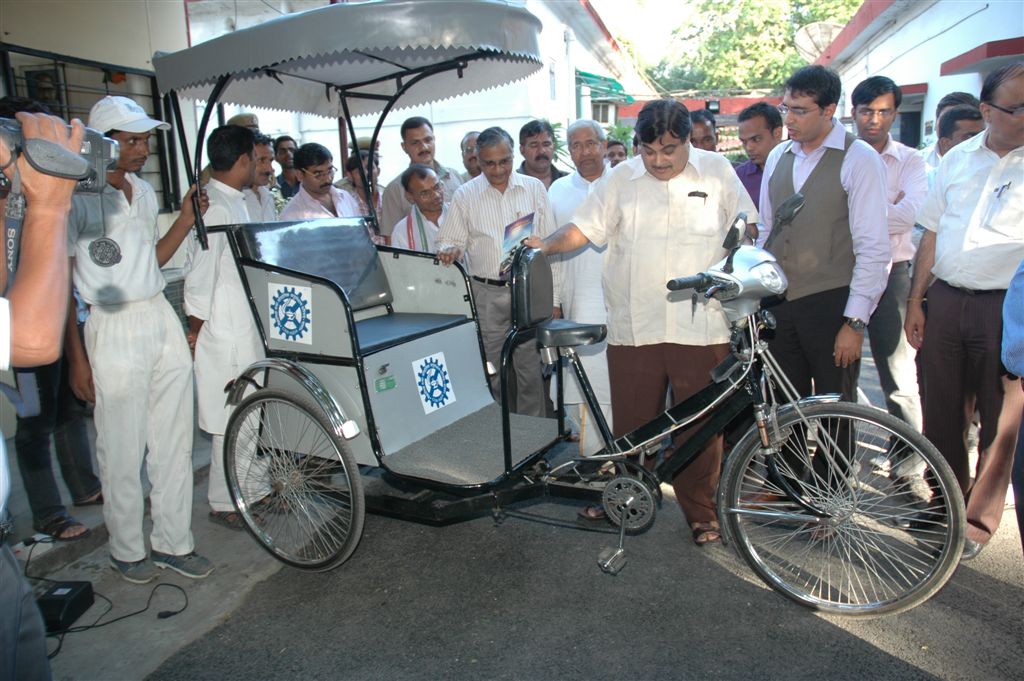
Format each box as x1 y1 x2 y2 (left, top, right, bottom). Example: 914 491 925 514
37 581 94 633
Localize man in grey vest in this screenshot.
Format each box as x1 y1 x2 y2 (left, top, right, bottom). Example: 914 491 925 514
757 65 890 402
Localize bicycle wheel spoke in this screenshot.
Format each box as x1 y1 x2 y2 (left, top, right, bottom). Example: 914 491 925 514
722 402 964 616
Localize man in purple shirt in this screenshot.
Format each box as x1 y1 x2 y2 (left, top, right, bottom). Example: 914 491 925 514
734 102 782 214
757 65 891 402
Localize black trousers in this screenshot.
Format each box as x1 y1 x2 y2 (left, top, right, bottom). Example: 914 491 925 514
765 286 859 401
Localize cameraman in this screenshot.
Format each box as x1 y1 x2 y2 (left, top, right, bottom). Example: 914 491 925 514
1 111 86 681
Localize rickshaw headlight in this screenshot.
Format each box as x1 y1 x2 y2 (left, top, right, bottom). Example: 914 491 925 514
754 261 787 294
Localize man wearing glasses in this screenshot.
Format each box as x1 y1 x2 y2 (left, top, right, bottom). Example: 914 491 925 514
517 119 568 190
756 65 890 406
906 62 1024 561
390 164 446 253
279 143 361 221
850 76 928 489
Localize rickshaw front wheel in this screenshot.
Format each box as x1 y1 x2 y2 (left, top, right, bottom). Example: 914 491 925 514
224 389 366 571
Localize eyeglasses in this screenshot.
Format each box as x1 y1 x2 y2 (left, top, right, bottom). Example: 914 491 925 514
414 185 443 201
987 102 1024 117
302 165 336 180
569 140 603 153
778 104 821 117
855 107 896 120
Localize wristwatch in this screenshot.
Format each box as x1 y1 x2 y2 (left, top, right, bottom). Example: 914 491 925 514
844 317 867 332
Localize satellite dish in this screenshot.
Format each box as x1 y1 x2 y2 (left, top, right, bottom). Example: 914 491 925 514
794 22 844 62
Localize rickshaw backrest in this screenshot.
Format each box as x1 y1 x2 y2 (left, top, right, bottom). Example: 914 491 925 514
234 218 393 311
510 246 552 330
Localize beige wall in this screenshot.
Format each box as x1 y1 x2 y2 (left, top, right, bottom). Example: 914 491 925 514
0 1 189 71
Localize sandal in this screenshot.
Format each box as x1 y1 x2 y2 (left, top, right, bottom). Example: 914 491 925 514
34 511 91 541
690 521 721 546
208 510 246 531
576 504 607 522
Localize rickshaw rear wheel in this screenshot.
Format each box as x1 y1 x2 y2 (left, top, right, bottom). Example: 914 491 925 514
224 389 366 571
719 402 964 617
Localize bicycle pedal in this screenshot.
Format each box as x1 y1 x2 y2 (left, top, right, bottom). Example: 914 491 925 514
598 546 627 574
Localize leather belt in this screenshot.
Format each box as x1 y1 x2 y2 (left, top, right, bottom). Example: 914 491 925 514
940 279 1004 296
471 275 509 287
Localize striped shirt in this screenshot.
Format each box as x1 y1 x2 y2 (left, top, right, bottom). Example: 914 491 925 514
436 171 557 279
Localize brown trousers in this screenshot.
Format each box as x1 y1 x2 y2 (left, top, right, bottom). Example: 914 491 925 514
921 280 1023 544
607 343 730 526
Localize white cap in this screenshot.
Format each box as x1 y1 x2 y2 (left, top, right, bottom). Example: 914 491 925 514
88 96 170 134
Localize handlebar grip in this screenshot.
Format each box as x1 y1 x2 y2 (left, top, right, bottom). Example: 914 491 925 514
666 274 711 291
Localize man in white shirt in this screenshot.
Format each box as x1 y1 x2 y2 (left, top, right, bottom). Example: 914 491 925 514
389 164 446 253
1 110 84 681
527 100 757 546
917 91 980 183
184 125 264 532
243 133 277 222
850 77 928 443
65 96 212 583
279 143 361 221
905 62 1024 561
547 119 612 457
380 117 463 239
437 127 556 416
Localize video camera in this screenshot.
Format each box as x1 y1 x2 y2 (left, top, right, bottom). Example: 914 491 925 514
0 117 118 194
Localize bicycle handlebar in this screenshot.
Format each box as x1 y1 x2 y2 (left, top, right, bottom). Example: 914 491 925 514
666 273 712 292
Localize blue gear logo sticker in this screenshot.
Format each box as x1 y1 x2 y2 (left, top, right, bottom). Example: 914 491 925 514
414 353 456 413
269 284 313 344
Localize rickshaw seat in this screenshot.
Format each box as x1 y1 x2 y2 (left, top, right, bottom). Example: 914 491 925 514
510 246 608 348
535 319 607 348
355 312 469 354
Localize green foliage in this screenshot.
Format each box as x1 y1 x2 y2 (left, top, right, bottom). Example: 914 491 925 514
549 120 570 165
604 123 634 147
647 0 862 92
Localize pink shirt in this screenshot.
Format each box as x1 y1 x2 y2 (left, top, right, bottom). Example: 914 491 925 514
879 135 928 263
279 184 361 221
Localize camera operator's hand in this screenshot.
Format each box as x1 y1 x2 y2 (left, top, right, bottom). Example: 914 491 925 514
1 113 86 212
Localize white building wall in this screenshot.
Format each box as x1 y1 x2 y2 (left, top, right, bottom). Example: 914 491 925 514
830 0 1023 146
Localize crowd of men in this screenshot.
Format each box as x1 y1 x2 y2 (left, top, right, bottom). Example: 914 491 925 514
1 61 1022 678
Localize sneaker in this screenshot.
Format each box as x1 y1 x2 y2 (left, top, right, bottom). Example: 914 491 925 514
151 551 215 579
110 556 157 584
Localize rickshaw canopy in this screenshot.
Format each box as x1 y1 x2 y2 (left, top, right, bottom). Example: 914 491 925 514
152 0 544 118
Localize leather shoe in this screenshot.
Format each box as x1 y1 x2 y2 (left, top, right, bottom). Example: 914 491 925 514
960 539 984 561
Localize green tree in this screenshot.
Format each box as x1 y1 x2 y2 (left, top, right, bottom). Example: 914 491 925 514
647 0 861 93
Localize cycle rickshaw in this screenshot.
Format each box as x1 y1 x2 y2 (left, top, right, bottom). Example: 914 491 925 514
152 0 965 617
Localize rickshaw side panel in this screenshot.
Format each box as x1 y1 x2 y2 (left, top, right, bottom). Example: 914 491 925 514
378 249 475 318
243 265 355 358
362 322 493 456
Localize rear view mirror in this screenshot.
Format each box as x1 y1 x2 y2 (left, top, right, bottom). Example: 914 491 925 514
722 212 746 250
774 193 805 227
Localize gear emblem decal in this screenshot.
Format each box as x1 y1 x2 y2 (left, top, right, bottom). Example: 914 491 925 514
269 284 313 344
413 353 456 413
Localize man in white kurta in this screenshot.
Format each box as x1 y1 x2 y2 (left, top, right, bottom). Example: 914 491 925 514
548 120 613 456
527 100 757 544
242 133 278 223
184 125 264 528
